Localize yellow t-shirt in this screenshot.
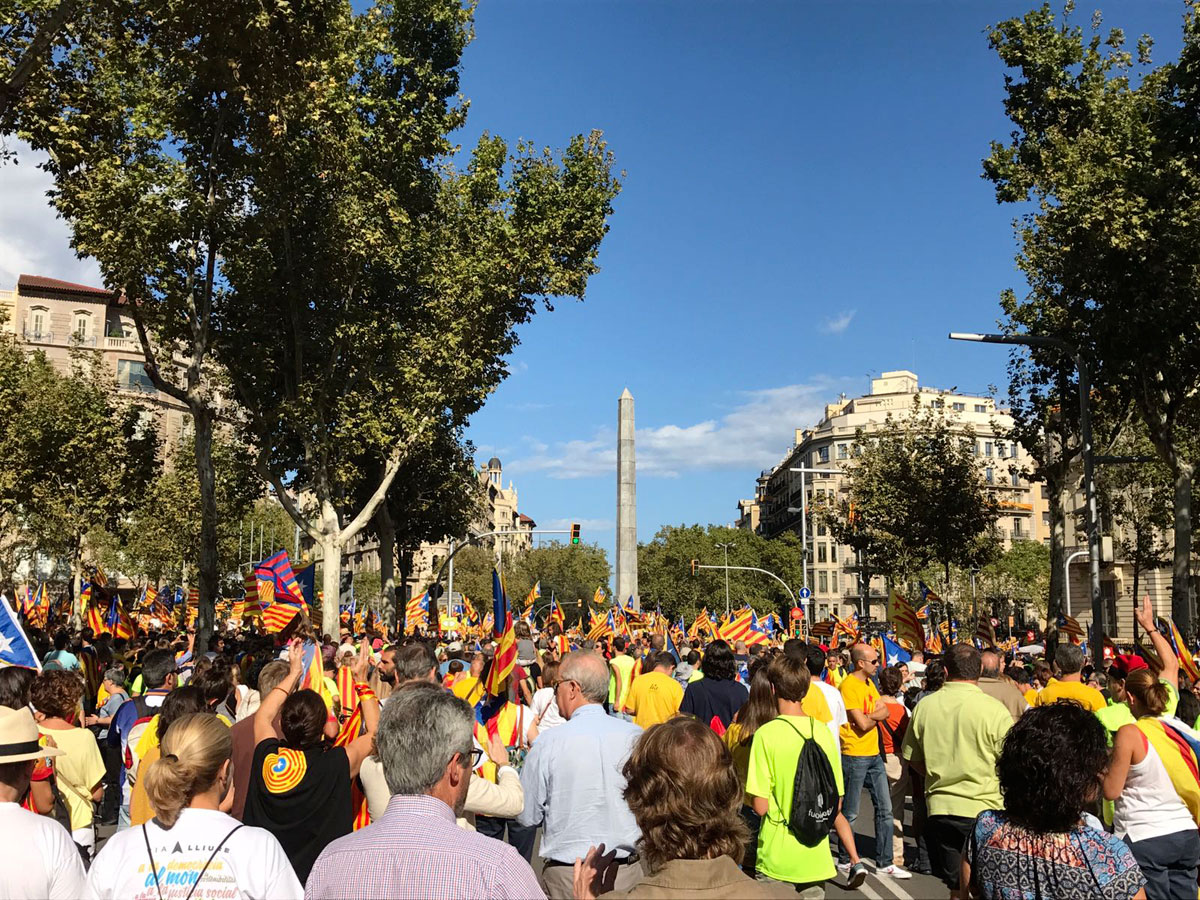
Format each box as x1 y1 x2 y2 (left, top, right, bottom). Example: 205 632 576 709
802 683 833 723
38 725 104 831
624 671 683 729
1023 688 1039 707
838 674 882 756
1034 679 1106 712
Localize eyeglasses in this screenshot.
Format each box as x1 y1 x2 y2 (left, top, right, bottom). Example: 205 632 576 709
462 747 484 769
554 678 579 694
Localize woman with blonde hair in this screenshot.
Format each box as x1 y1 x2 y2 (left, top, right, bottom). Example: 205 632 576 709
88 712 302 899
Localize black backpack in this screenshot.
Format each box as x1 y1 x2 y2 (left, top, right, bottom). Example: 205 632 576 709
782 717 838 847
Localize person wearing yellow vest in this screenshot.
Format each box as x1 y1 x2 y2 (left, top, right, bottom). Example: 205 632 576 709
1103 667 1200 900
608 637 637 721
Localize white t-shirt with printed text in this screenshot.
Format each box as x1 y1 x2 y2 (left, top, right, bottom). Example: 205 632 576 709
86 807 303 900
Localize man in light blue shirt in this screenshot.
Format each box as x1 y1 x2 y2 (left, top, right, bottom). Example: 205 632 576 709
518 651 643 899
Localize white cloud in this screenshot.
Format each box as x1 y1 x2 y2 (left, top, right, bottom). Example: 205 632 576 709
0 141 101 289
505 378 852 479
821 310 856 335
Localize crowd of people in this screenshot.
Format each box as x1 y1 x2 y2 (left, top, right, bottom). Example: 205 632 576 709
1 592 1198 898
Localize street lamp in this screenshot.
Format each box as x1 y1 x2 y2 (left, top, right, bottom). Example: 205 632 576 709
714 542 735 617
949 331 1103 670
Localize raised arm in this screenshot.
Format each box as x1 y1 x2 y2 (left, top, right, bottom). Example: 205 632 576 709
255 638 303 745
1136 594 1179 688
345 642 380 777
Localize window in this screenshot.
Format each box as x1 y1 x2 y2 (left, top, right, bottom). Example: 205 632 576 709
973 441 980 456
1013 517 1023 536
817 446 830 464
818 544 827 563
1010 470 1020 487
985 442 993 457
997 443 1007 458
931 398 944 408
975 404 987 413
818 571 828 594
985 467 994 484
817 523 827 537
830 544 837 563
116 359 155 393
28 307 48 339
831 572 838 593
837 443 849 460
952 402 965 412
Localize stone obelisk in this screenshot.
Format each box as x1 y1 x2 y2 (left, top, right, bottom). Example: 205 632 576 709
616 388 639 609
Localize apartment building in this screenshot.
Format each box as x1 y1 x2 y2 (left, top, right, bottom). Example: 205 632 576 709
0 274 191 442
745 371 1050 622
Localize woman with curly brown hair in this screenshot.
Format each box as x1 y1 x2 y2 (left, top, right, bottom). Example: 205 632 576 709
573 716 791 899
31 669 105 861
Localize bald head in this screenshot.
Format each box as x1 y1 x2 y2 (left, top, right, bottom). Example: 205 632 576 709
980 649 1002 678
560 651 609 703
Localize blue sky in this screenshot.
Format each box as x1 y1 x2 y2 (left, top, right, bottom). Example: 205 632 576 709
453 0 1187 563
0 1 1187 568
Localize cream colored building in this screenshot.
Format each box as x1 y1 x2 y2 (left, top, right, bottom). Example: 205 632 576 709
749 371 1050 623
0 274 191 442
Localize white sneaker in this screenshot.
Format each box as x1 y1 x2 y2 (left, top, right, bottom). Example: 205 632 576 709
879 864 912 880
836 862 852 875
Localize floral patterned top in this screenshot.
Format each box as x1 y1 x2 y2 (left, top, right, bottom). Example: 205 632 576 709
966 810 1146 900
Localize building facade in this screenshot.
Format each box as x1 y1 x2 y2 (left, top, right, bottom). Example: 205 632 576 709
746 371 1050 623
0 274 191 444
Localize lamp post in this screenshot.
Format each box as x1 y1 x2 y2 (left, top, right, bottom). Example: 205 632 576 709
714 542 735 617
950 331 1103 670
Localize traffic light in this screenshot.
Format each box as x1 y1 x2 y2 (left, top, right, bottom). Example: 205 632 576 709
427 583 444 602
570 522 581 545
690 559 698 576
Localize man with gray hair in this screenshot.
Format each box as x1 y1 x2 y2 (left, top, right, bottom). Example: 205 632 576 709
305 683 545 899
518 651 642 899
1034 642 1106 711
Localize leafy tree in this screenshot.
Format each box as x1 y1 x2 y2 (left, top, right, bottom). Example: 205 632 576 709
980 540 1052 620
504 541 612 626
215 0 622 634
985 3 1200 627
826 401 999 595
638 524 804 623
8 0 354 647
358 428 484 630
0 343 157 617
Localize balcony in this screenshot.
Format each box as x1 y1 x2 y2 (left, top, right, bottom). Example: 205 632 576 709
22 327 55 343
105 335 138 352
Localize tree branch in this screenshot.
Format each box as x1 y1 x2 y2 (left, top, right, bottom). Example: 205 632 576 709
0 0 77 119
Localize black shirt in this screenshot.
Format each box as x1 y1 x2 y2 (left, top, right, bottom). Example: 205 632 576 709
244 737 352 883
680 678 749 732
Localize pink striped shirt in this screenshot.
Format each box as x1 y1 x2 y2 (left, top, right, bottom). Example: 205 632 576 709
304 794 546 900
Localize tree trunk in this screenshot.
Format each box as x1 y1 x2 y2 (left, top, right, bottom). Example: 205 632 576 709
193 407 218 654
375 505 397 631
1046 477 1067 630
1132 546 1141 645
1172 462 1195 632
320 534 341 639
398 550 413 633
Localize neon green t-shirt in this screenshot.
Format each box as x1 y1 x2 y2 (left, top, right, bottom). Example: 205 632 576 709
745 714 843 885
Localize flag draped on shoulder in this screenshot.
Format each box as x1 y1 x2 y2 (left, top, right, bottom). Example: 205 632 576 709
484 570 517 696
889 589 925 651
1160 615 1200 685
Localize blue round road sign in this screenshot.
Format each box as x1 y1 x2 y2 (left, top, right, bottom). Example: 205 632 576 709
798 587 811 600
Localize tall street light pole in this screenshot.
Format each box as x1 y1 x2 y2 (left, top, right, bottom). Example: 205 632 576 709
715 542 735 617
950 331 1104 671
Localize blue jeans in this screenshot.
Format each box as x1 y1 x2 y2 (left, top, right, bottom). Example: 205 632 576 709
839 754 893 868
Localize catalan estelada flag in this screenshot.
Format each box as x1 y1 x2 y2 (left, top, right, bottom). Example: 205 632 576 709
83 583 107 635
405 591 430 634
719 607 754 643
256 550 305 604
483 570 517 696
889 589 925 651
106 594 134 640
547 594 564 630
1160 615 1200 685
